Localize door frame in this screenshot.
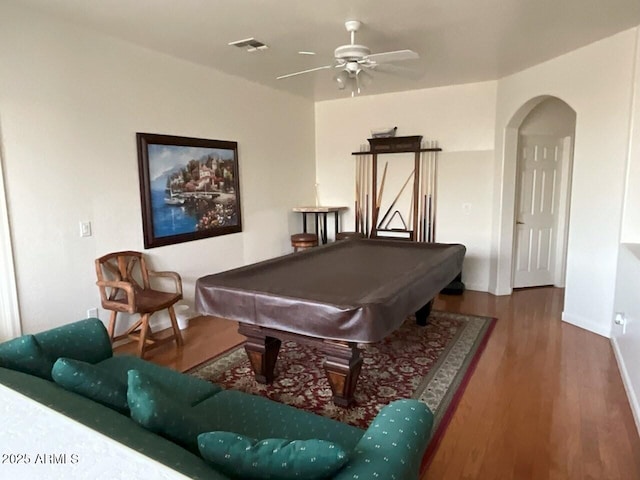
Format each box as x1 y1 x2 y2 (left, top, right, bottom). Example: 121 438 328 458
0 127 21 340
553 136 574 287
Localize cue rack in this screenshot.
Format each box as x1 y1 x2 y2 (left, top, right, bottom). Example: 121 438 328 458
351 135 441 242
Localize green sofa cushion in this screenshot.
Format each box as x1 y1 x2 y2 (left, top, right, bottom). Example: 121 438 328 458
127 369 221 454
193 389 364 451
99 355 221 406
198 432 349 480
52 357 128 414
35 318 113 364
0 335 53 380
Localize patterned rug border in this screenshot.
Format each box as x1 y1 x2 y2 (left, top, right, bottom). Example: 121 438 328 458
420 312 496 468
188 310 496 467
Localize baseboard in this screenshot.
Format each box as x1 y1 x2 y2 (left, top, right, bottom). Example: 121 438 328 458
489 285 512 296
561 311 611 338
464 282 490 293
611 337 640 437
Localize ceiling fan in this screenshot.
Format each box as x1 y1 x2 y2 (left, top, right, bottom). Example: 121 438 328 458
276 20 419 96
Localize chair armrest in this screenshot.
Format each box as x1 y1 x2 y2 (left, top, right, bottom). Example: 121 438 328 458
96 280 136 312
334 399 433 480
148 270 183 295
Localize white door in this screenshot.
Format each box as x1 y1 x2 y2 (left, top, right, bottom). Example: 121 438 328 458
513 135 563 288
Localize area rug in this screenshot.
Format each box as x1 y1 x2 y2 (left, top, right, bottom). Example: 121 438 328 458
189 311 495 462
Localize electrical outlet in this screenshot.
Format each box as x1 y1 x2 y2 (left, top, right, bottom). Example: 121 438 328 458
614 312 627 335
87 307 98 318
462 203 472 215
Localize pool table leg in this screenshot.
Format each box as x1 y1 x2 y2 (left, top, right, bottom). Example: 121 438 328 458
323 342 363 407
415 300 433 326
241 326 281 384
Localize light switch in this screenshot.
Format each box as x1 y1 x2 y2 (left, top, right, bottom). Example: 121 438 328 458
80 221 92 237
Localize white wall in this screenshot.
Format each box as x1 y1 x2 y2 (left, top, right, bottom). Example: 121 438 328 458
315 82 497 291
0 3 316 334
519 98 576 136
612 244 640 434
622 29 640 243
491 28 638 337
614 28 640 435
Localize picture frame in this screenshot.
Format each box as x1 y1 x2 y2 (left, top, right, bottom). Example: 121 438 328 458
136 132 242 249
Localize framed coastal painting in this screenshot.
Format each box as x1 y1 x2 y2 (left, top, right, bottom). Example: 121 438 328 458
136 133 242 248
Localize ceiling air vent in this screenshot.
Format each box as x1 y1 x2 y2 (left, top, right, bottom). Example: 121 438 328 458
228 38 269 52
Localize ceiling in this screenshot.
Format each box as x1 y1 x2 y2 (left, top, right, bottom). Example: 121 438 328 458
15 0 640 101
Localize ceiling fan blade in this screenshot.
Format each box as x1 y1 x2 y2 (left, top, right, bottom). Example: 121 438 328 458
276 65 333 80
373 63 425 80
365 49 419 64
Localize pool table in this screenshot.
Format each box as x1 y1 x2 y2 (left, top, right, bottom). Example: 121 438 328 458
195 238 465 406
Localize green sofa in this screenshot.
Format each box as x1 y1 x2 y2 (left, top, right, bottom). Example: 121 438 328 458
0 318 433 479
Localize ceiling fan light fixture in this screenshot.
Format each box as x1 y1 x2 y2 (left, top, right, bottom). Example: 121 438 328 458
335 70 350 90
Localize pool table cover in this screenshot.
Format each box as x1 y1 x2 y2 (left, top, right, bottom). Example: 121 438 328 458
195 238 465 343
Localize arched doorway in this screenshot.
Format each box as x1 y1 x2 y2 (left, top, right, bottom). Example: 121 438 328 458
494 95 576 294
512 98 576 288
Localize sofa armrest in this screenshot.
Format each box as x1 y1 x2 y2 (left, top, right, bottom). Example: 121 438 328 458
34 318 113 364
334 399 433 480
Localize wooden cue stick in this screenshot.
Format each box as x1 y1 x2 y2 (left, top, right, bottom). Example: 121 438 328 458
409 155 416 232
377 161 389 211
365 155 370 234
425 143 431 242
370 161 388 236
428 143 432 242
377 169 415 229
425 141 433 242
355 156 360 232
365 192 369 236
408 186 414 233
366 155 373 235
359 154 365 233
427 194 432 242
419 150 425 241
431 141 437 242
356 156 360 232
424 146 429 242
423 194 427 242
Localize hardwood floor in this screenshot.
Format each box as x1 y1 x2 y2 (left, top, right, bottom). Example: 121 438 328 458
117 287 640 479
